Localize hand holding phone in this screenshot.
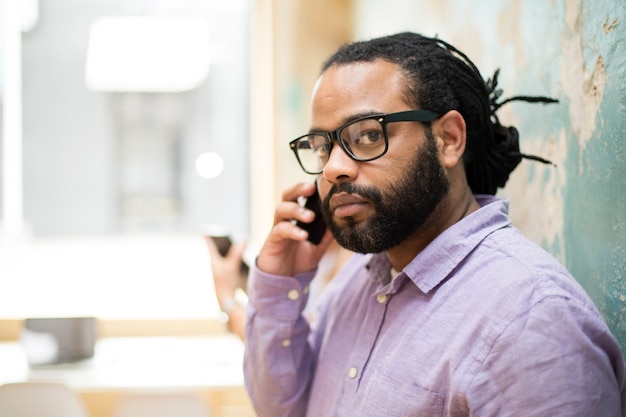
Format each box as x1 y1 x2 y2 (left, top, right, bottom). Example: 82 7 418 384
296 185 327 245
203 225 250 276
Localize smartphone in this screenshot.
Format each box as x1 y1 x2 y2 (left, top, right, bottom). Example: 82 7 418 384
211 235 233 257
296 186 327 245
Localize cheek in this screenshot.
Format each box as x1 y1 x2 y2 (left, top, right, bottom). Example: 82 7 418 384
358 153 409 189
384 140 422 171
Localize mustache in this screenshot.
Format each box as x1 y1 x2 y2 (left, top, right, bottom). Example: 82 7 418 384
323 182 383 207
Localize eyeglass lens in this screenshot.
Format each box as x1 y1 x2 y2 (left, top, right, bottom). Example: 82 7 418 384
295 117 386 173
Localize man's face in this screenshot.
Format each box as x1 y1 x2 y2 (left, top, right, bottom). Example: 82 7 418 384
312 60 450 253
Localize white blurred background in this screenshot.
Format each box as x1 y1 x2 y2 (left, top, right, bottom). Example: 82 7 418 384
0 0 251 319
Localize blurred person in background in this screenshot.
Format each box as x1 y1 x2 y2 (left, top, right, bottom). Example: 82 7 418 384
204 236 248 341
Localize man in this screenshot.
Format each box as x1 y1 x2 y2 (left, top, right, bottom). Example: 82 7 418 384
243 32 625 416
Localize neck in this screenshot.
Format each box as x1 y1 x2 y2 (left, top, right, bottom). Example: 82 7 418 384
385 186 479 271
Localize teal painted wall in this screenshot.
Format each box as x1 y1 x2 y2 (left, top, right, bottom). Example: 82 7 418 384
355 0 626 357
560 0 626 357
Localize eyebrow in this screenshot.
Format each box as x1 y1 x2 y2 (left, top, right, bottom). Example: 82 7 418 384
308 110 383 134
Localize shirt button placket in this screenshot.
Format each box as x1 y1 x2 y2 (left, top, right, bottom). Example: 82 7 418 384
344 290 390 396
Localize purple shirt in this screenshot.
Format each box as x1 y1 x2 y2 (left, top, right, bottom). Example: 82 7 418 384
244 196 625 416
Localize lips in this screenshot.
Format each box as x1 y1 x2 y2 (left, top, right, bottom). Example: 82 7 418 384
330 193 369 218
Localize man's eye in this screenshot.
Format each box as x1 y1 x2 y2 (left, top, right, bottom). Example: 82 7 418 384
355 129 384 145
314 144 330 157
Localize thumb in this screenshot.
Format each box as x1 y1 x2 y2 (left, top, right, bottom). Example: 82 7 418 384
227 240 247 261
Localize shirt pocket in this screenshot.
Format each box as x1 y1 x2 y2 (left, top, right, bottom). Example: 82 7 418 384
353 372 445 417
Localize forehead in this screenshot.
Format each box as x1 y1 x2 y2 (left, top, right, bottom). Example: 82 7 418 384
310 60 408 129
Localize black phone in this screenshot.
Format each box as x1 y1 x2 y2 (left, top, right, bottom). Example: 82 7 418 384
211 235 234 257
296 186 327 245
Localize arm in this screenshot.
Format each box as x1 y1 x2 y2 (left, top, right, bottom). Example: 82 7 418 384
243 182 334 417
244 267 318 417
204 235 247 341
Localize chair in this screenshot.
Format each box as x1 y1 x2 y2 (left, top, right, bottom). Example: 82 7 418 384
0 382 88 417
116 393 211 417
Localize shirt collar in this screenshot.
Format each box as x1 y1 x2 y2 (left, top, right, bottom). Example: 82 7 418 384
366 195 512 294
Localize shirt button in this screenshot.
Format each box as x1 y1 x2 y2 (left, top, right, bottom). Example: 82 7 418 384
348 367 358 379
376 294 387 304
282 339 291 347
287 289 300 301
302 286 309 295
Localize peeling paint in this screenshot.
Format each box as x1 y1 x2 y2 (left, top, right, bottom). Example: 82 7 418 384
603 18 618 33
564 0 582 32
559 33 605 172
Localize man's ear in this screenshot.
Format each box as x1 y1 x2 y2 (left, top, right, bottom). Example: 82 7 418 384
433 110 466 169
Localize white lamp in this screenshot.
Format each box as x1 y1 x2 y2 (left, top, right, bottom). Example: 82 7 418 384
85 16 210 92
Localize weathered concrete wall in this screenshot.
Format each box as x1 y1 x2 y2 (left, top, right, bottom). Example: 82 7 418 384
354 0 626 356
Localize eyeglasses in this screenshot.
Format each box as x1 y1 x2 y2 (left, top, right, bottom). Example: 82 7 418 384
289 109 439 175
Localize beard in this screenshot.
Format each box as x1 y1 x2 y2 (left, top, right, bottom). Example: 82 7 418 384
321 129 450 254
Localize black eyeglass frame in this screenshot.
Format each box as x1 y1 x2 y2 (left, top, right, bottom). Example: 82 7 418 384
289 109 440 175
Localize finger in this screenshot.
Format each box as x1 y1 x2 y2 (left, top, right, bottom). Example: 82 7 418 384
281 181 316 203
268 220 308 243
273 199 315 226
203 235 221 258
227 240 246 261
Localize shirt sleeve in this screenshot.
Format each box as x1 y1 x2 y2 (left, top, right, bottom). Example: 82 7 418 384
243 263 318 417
465 295 625 416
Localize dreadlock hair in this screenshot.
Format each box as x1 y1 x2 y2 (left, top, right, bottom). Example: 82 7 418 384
321 32 558 195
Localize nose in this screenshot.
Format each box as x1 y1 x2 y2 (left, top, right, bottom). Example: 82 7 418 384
322 141 358 182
